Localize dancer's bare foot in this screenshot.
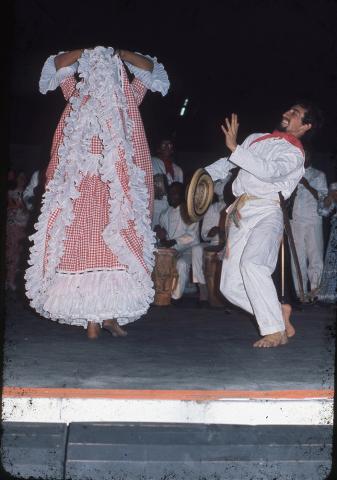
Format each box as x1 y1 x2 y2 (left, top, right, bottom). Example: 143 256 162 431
87 321 100 339
253 331 288 348
281 303 295 338
103 319 128 337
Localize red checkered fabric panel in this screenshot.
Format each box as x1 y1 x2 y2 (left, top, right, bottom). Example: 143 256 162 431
60 76 77 101
46 104 71 184
46 76 79 184
57 175 126 271
91 135 103 154
131 77 147 106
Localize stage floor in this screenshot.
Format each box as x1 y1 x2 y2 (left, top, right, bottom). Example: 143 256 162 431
3 296 335 391
2 296 335 425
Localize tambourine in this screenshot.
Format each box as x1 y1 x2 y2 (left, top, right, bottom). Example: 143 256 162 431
185 168 214 222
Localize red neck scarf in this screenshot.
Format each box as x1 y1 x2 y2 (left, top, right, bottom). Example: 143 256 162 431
162 158 174 179
249 130 304 155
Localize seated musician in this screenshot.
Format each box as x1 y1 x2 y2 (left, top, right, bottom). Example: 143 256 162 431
154 182 208 304
201 192 227 247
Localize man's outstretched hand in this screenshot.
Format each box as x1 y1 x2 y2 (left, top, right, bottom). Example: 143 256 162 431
221 113 239 153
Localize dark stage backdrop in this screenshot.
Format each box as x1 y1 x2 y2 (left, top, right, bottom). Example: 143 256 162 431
7 0 337 180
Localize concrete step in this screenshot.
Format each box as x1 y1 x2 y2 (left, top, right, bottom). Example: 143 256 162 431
1 422 333 479
65 422 333 480
1 422 68 480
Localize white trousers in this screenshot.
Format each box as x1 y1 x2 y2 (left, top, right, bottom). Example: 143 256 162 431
220 199 285 336
172 245 206 299
290 219 324 295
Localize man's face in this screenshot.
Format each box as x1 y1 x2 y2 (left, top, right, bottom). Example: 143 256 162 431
168 185 182 208
158 140 174 157
279 105 312 138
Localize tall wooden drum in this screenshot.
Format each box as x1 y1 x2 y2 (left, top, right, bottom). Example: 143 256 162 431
203 245 225 307
152 247 178 306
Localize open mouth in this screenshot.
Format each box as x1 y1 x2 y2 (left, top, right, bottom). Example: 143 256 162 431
281 118 289 127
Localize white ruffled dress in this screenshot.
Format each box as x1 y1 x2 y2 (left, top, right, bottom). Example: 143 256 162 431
25 47 169 327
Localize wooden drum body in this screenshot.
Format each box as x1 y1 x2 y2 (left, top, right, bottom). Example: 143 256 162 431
203 245 226 307
152 247 178 306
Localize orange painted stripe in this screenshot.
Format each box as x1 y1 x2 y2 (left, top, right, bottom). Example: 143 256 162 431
1 387 334 400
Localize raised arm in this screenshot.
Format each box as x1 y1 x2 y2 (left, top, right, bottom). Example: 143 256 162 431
39 50 82 99
205 158 235 181
118 50 153 72
119 50 154 105
54 49 84 70
54 50 84 100
119 49 169 105
221 113 304 183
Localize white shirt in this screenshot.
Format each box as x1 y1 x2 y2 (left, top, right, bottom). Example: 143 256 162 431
205 133 305 201
292 166 328 223
23 170 40 210
152 197 169 228
159 205 200 252
213 175 233 201
152 156 184 185
201 201 226 245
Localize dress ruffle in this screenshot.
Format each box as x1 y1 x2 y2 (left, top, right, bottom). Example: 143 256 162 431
34 270 153 326
39 52 78 94
125 54 170 96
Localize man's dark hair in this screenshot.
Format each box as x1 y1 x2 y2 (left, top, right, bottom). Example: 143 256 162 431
168 181 184 195
296 99 324 138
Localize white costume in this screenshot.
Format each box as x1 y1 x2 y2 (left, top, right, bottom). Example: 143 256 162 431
213 173 233 201
151 156 183 184
159 205 205 299
23 170 40 210
152 197 169 228
206 132 304 336
290 166 328 296
201 200 226 245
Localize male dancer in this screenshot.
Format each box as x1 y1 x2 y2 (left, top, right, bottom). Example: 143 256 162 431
205 102 321 347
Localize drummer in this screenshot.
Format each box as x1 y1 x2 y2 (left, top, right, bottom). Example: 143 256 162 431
154 182 208 304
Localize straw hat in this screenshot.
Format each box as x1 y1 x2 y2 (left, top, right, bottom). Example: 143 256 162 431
185 168 214 222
